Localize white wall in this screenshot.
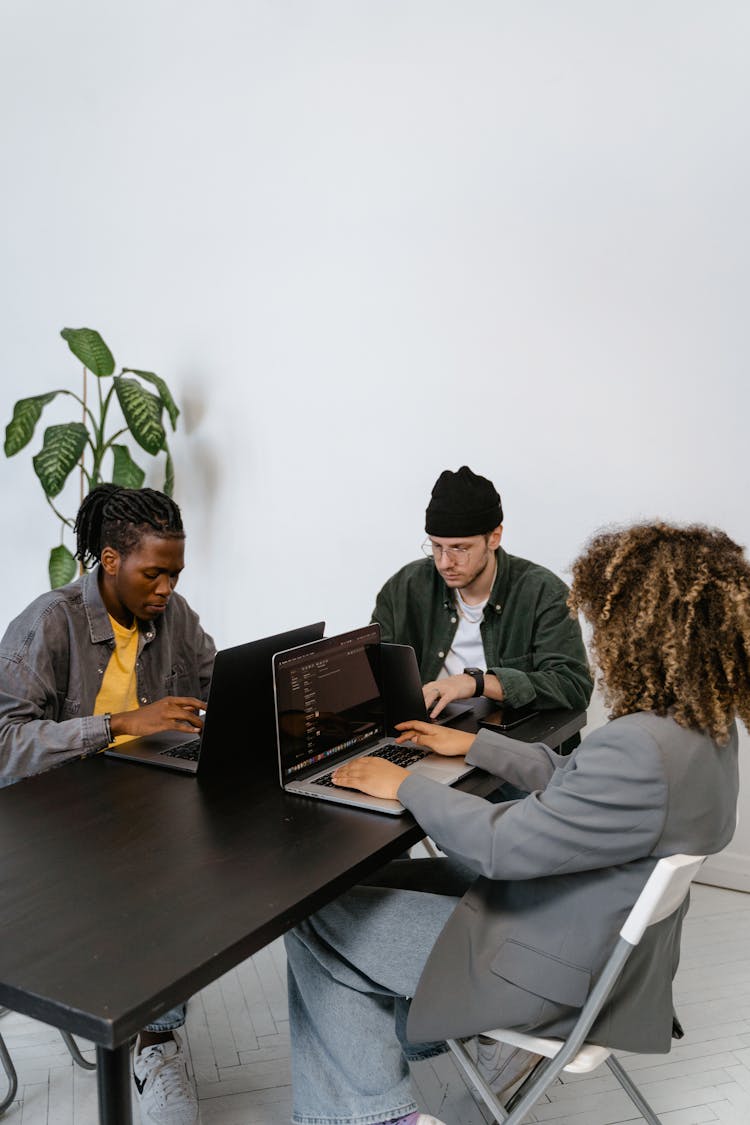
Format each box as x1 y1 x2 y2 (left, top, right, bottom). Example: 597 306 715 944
1 1 749 883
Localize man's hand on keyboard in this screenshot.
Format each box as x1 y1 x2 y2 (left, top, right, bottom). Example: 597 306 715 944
332 757 409 801
422 674 477 719
394 720 475 758
110 697 207 738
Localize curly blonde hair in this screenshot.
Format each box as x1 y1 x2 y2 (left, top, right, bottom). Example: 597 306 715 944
568 522 750 743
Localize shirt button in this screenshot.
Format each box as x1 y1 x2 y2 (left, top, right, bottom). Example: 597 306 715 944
495 604 502 611
450 616 457 624
140 697 148 704
438 651 445 658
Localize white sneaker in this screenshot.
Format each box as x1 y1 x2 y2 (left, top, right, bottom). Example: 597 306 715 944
476 1037 542 1098
133 1031 198 1125
416 1117 447 1125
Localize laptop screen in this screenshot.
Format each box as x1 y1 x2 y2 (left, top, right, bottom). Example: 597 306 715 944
274 624 384 783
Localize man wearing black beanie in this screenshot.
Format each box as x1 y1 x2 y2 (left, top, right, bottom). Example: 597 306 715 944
372 466 592 723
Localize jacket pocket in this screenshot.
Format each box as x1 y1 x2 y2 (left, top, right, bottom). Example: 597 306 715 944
490 939 591 1009
59 695 80 719
164 664 195 696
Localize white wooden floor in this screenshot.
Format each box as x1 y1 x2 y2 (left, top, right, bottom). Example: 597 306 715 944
1 883 749 1125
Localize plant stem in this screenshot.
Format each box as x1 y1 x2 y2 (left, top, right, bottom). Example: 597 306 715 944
80 365 87 507
90 382 117 486
100 427 127 454
45 494 75 531
57 388 98 431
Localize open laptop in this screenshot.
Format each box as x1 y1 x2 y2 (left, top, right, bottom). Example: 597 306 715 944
380 642 475 729
103 622 325 775
272 623 475 815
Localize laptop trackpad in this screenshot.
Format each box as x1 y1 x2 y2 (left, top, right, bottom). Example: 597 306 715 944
417 756 470 782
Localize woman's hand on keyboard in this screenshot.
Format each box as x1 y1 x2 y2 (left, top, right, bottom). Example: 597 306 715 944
332 757 409 801
394 721 475 758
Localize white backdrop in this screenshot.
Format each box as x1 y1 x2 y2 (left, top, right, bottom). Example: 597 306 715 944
1 1 748 884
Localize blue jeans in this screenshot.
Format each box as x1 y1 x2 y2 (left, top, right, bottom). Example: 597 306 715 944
285 857 474 1125
144 1003 186 1033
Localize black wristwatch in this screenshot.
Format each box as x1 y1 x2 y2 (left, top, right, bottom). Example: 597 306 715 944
463 667 485 697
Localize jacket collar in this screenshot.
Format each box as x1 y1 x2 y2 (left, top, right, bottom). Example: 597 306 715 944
80 566 157 645
489 546 510 613
81 568 114 644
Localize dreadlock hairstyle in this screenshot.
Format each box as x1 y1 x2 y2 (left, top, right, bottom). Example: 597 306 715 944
74 484 184 569
568 522 750 744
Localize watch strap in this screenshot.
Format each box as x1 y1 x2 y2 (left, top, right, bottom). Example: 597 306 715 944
463 668 485 698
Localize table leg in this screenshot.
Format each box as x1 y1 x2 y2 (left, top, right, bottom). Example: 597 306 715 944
95 1043 132 1125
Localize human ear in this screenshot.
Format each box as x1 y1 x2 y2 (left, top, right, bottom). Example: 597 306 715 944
488 524 503 550
99 546 120 576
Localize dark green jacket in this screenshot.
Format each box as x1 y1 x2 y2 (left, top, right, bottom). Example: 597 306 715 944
372 546 592 712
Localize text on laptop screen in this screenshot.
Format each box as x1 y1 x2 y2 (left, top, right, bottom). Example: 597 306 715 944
276 627 384 781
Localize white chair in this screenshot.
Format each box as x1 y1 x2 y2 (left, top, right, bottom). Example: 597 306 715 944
447 853 706 1125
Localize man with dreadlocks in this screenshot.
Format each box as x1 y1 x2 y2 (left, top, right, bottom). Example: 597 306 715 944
0 483 214 1125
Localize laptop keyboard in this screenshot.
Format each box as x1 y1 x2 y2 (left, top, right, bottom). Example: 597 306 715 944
312 742 430 788
160 739 201 762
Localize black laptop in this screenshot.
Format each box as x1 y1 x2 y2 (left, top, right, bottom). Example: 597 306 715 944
379 642 475 729
103 622 325 775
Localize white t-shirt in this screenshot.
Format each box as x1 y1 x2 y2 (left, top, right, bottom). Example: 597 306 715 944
439 590 488 678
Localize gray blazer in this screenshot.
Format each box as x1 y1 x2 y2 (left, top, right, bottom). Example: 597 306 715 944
399 712 739 1052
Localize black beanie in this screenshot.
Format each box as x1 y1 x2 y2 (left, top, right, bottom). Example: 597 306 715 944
425 466 503 537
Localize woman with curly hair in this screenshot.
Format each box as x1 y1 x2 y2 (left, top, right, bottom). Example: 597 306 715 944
284 522 746 1125
569 522 750 744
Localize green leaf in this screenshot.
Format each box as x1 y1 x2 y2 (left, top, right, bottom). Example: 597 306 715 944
49 544 77 589
111 444 146 488
4 391 60 456
60 327 115 377
113 376 165 455
162 442 174 496
122 369 180 430
32 422 88 497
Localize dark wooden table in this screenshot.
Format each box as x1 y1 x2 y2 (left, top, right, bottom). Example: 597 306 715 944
0 706 585 1123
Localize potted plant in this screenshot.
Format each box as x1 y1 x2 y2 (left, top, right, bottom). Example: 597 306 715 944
4 327 180 587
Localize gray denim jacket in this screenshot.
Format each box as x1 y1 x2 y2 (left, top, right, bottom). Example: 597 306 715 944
0 568 216 786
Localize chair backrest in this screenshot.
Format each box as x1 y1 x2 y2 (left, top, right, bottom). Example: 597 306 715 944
620 854 705 947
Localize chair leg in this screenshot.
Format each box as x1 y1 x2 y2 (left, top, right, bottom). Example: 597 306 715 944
0 1014 94 1119
449 1037 665 1125
0 1034 19 1116
447 1039 509 1122
448 1037 566 1125
60 1030 97 1071
606 1054 662 1125
493 1056 571 1125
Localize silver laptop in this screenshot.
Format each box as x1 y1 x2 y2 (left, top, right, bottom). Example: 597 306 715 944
103 622 325 775
272 623 475 815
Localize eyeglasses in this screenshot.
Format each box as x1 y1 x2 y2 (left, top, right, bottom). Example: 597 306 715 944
421 538 473 563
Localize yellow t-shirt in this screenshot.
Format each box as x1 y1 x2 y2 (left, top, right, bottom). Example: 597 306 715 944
94 615 140 746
